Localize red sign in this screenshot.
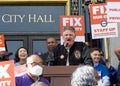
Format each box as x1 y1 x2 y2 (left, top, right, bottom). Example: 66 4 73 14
107 0 119 2
89 4 107 24
60 16 85 36
89 4 118 39
60 16 85 42
0 34 6 51
0 60 15 86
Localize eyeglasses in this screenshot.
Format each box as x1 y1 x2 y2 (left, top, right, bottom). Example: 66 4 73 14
28 62 42 66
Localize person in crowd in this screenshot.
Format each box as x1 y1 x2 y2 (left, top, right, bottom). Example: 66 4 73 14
105 60 117 86
53 26 93 66
14 47 29 66
40 36 58 66
114 47 120 60
31 82 47 86
15 54 50 86
71 65 98 86
99 49 106 65
90 47 110 86
0 51 13 61
99 49 117 86
114 47 120 85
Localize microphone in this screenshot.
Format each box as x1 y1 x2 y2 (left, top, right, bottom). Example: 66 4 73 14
65 43 69 51
65 43 68 48
65 38 70 49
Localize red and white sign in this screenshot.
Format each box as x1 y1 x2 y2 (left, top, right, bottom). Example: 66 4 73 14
15 64 27 76
107 0 120 22
0 60 15 86
89 4 118 39
60 16 85 44
0 34 6 51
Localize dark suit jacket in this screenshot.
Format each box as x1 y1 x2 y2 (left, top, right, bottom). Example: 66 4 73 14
53 42 93 66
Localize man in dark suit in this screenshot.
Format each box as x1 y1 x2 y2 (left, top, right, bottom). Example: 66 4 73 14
40 37 58 66
53 26 93 66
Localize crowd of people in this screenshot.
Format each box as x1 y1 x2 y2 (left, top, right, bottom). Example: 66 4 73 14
0 26 120 86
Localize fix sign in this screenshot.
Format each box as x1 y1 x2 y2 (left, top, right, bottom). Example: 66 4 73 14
60 16 85 44
0 34 6 51
107 0 120 22
0 60 15 86
89 4 118 39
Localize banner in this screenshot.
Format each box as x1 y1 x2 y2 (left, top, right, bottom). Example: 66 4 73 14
107 0 120 22
89 4 118 39
60 16 85 44
0 60 15 86
0 34 6 51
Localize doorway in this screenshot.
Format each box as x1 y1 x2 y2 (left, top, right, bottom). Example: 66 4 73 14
5 33 60 60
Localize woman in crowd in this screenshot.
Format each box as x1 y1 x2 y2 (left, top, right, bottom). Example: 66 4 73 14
71 65 98 86
90 47 110 86
14 47 29 66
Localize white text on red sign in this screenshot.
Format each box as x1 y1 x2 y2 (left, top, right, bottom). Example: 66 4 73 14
92 5 107 15
63 18 82 26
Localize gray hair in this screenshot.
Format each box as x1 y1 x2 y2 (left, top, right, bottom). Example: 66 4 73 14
31 82 47 86
71 65 97 86
63 26 75 33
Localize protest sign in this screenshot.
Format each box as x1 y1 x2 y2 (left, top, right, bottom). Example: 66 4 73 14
89 4 118 39
0 60 15 86
0 34 6 51
60 16 85 44
107 0 120 22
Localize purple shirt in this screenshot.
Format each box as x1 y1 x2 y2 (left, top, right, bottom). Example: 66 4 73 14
15 73 50 86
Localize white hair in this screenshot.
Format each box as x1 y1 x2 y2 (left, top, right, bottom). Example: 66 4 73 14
71 65 97 86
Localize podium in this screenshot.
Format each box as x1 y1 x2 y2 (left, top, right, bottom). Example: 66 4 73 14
43 66 78 86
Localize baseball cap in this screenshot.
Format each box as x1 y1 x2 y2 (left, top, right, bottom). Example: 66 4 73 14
34 51 43 56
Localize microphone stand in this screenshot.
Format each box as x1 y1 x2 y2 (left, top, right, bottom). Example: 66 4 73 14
65 43 70 66
46 52 54 66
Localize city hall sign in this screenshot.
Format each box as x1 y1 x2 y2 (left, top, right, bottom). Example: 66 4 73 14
0 5 66 32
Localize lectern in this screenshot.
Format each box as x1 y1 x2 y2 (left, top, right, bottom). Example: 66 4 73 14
43 66 78 86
